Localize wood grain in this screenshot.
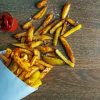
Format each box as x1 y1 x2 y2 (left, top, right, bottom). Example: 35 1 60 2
0 0 100 100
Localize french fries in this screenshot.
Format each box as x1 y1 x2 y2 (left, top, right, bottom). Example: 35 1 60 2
53 26 62 46
37 0 48 8
5 48 12 58
61 23 67 35
14 32 27 39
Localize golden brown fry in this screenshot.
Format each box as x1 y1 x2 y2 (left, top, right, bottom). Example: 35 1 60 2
35 63 45 70
33 6 47 20
55 49 74 67
21 37 26 43
62 2 71 19
15 67 23 76
60 36 75 63
21 54 28 61
50 20 65 34
25 66 39 78
53 26 62 46
33 35 52 41
33 49 40 59
19 48 32 55
27 26 35 42
18 71 27 80
5 48 12 58
29 41 43 49
63 24 82 37
13 55 30 71
61 23 67 35
12 43 28 49
37 59 53 68
30 56 38 66
23 20 33 30
14 32 27 39
37 0 48 8
40 67 51 79
66 17 76 26
40 20 58 35
43 56 65 65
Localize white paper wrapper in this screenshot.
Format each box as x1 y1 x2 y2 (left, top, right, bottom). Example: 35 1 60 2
0 51 37 100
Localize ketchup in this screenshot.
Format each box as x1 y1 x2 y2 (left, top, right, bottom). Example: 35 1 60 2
0 12 18 32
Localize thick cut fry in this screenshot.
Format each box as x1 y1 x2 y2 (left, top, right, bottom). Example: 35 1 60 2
53 26 62 46
62 2 71 19
21 37 26 43
33 49 40 59
9 62 18 73
18 71 27 80
33 6 47 20
37 59 53 68
40 20 58 35
25 66 39 78
12 43 28 49
30 56 38 66
60 36 75 63
55 49 74 67
33 35 52 41
50 20 65 34
23 20 33 30
43 56 65 65
27 26 35 42
14 32 27 39
5 48 12 58
13 55 30 71
40 67 51 79
66 17 76 26
25 71 40 85
37 0 48 8
37 46 54 53
15 68 23 76
29 41 43 49
63 24 82 37
61 23 67 35
31 79 42 88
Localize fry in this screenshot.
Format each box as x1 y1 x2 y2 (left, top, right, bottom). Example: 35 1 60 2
27 26 35 42
37 0 48 8
62 2 71 19
25 66 39 78
13 55 30 71
60 36 75 63
61 23 67 35
29 41 43 49
40 67 51 79
63 24 82 37
12 43 28 49
35 63 45 70
37 59 53 68
33 49 40 59
18 71 27 80
5 48 12 58
21 37 26 43
55 49 74 67
66 17 76 26
53 26 62 46
30 56 38 66
15 68 23 76
23 20 33 30
50 20 65 34
43 56 65 65
14 32 27 39
40 20 58 35
19 48 32 55
33 6 47 20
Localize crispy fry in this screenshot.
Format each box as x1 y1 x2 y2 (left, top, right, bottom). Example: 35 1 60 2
50 20 65 34
5 48 12 58
40 20 58 35
25 66 39 78
37 0 48 8
21 37 26 43
30 56 38 66
23 20 33 30
60 36 75 63
27 26 35 42
33 49 40 59
55 49 74 67
12 43 28 49
43 56 65 65
37 59 53 68
35 63 45 70
66 17 76 26
40 67 51 79
14 32 27 39
18 71 27 80
19 48 32 55
15 68 23 76
62 2 71 19
29 41 43 49
53 26 62 46
33 6 47 20
61 23 67 35
63 24 82 37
